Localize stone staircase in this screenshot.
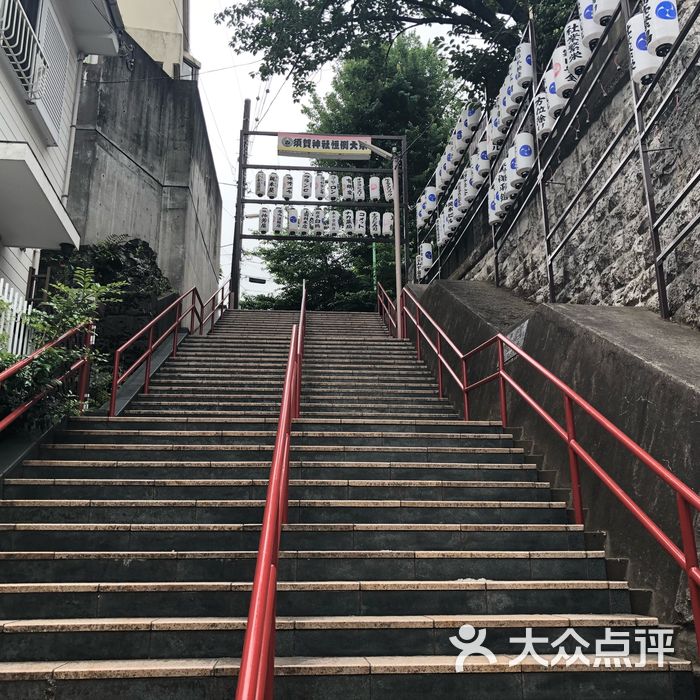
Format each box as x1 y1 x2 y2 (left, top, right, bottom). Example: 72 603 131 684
0 310 693 698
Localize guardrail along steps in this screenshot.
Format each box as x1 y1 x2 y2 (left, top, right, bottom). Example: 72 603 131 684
0 310 693 697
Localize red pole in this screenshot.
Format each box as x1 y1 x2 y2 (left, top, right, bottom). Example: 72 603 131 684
172 300 182 358
109 349 121 418
415 308 421 361
676 494 700 656
190 290 196 333
437 335 443 398
461 357 470 421
564 395 585 524
497 339 509 427
77 325 94 413
256 564 278 700
144 326 154 395
400 291 407 338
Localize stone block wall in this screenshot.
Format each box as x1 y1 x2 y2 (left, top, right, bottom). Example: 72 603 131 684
438 4 699 328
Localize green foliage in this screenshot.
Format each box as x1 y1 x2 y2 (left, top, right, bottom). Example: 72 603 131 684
216 0 571 101
244 37 449 311
0 268 125 434
26 268 126 346
303 35 457 202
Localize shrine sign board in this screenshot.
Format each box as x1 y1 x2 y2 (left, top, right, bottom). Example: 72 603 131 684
278 133 373 160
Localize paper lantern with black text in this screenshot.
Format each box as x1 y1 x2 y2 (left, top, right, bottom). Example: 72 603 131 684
643 0 679 56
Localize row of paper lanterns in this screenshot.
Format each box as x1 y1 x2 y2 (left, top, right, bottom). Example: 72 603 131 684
414 0 679 280
257 206 394 236
253 171 395 202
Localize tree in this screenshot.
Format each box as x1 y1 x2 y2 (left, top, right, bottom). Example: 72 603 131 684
243 36 453 311
216 0 571 101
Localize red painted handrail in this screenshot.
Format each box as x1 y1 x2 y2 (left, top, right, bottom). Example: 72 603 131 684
0 324 94 432
377 282 397 336
390 286 700 655
108 278 235 417
236 281 307 700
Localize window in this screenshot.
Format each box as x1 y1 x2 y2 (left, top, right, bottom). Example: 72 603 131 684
18 0 41 28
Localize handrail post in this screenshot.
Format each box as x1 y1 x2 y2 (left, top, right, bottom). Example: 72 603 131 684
143 326 155 395
461 356 470 421
401 291 407 338
415 307 421 361
190 290 196 334
676 494 700 656
496 338 509 428
77 325 94 414
109 350 120 418
564 395 585 525
437 335 443 398
172 300 182 358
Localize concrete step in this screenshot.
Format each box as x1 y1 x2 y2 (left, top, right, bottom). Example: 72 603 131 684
0 579 631 619
0 654 689 700
2 478 551 502
0 549 608 584
0 613 657 661
17 460 539 481
0 499 569 525
0 523 587 552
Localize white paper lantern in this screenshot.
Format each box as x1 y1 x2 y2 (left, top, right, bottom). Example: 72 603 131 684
322 212 330 236
416 203 425 230
329 210 341 236
255 171 266 198
552 46 577 98
312 208 324 232
416 254 425 280
353 177 365 201
272 206 284 233
643 0 679 57
497 168 512 211
267 172 279 199
355 210 367 236
328 175 339 201
287 207 299 233
535 93 555 139
515 133 536 177
465 175 479 202
507 146 524 195
341 176 353 201
578 0 604 50
465 104 482 131
369 211 381 236
445 146 457 175
593 0 619 26
282 174 294 201
314 174 325 200
435 163 447 193
437 216 450 247
504 81 520 117
476 144 491 177
454 116 472 152
488 187 502 224
369 176 381 202
565 20 592 76
627 13 662 85
258 207 270 234
382 177 394 202
424 186 439 214
299 208 311 234
343 210 354 234
420 243 433 273
301 172 313 199
450 186 462 216
514 43 534 88
509 74 528 105
544 69 568 118
382 213 394 236
457 180 471 212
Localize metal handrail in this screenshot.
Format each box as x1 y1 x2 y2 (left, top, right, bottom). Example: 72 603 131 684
0 0 49 100
236 284 308 700
391 286 700 654
108 277 235 416
377 282 397 336
0 323 93 432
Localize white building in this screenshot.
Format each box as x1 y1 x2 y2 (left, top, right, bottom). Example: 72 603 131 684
0 0 121 294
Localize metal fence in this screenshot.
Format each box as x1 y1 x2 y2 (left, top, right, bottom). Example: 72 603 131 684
0 279 34 357
419 0 699 321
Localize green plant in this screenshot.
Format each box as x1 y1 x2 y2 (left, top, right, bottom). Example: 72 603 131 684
0 268 125 434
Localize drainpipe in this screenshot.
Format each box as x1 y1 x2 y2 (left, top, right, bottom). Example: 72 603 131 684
61 51 86 206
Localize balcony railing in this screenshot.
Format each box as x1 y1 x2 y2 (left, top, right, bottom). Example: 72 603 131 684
0 0 48 101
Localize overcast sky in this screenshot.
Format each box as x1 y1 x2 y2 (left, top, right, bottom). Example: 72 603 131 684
190 1 336 296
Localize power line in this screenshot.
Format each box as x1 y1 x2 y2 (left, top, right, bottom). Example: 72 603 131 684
86 60 263 84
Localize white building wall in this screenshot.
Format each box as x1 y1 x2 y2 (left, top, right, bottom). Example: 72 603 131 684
0 0 80 293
